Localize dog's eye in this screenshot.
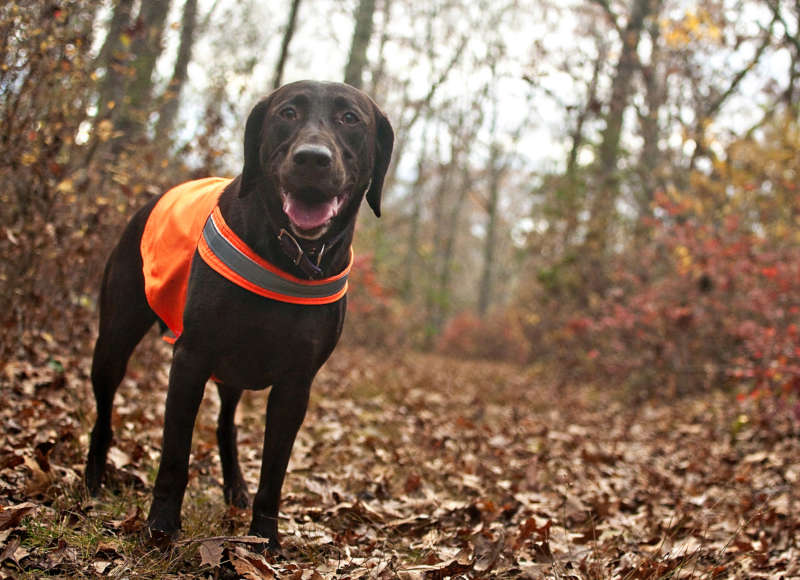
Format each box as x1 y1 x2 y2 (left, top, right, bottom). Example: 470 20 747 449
279 106 298 121
341 111 360 125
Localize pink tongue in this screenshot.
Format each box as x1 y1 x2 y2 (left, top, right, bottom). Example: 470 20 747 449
283 196 337 230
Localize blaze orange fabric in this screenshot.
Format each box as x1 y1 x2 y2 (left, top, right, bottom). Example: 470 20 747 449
141 177 351 344
141 177 231 341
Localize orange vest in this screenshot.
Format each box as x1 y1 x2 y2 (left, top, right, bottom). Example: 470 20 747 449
141 178 351 342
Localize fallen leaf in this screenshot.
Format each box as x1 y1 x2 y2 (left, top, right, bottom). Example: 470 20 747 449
0 502 37 531
115 505 145 535
198 539 224 568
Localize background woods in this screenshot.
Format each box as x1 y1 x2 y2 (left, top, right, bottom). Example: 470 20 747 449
3 0 798 397
1 0 799 577
1 0 798 389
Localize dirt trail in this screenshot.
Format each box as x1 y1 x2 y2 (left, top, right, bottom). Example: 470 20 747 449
1 345 797 578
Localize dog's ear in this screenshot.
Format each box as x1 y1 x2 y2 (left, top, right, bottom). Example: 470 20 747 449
240 97 273 197
365 106 394 218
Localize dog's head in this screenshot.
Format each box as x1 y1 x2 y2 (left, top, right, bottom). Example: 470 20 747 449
240 80 394 241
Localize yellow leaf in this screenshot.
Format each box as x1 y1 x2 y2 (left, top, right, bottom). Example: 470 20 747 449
56 179 74 194
685 12 700 32
97 119 113 142
21 152 37 166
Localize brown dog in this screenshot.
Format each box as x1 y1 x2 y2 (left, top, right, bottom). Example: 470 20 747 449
85 81 393 551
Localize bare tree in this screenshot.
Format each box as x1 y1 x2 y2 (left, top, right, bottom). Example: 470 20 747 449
272 0 303 89
477 140 502 317
368 0 394 100
155 0 200 144
94 0 134 131
586 0 660 250
635 16 666 218
401 120 430 300
344 0 376 88
114 0 172 148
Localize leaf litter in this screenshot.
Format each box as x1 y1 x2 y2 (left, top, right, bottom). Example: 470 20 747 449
0 341 798 578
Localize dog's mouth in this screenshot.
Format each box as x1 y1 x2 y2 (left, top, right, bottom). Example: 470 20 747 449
280 188 347 240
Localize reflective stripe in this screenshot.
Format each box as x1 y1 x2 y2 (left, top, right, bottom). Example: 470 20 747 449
199 210 349 304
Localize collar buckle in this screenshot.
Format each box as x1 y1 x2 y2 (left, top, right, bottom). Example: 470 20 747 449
278 228 305 266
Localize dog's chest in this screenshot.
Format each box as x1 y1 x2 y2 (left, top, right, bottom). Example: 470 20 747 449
182 272 345 388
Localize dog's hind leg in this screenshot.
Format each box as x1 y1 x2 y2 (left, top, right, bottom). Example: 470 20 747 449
86 245 157 495
216 383 250 508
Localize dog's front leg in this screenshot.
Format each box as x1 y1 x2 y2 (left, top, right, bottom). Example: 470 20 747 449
147 346 209 542
249 378 312 551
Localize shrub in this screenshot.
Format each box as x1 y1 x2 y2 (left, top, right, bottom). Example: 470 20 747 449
436 310 530 364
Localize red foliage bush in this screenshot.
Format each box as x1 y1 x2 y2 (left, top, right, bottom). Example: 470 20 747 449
569 191 800 398
341 253 413 349
436 310 530 364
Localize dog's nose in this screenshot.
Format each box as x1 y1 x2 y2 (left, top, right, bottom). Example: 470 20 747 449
292 144 332 169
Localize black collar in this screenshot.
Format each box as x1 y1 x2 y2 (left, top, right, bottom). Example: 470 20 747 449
276 227 350 280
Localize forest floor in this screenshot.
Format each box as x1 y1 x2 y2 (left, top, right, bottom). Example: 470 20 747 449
0 334 798 579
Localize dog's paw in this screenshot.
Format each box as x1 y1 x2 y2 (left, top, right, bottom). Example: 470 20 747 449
146 524 180 550
85 475 101 497
248 516 281 555
224 482 250 509
84 462 105 496
146 515 181 549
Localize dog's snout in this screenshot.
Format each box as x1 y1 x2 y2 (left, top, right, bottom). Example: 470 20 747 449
293 144 333 169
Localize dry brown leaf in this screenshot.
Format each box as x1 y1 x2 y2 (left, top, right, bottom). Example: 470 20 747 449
198 539 224 569
411 559 473 579
473 530 505 573
115 505 145 535
229 545 278 579
0 537 20 564
0 502 37 531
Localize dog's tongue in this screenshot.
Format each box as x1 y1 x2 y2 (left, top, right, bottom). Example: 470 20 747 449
282 195 338 231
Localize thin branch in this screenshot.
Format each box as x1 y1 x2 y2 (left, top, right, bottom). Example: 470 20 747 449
765 0 800 53
588 0 622 35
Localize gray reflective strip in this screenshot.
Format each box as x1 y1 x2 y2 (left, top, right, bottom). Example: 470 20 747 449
202 214 347 301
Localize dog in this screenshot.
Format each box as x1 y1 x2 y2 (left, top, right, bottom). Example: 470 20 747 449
85 80 393 551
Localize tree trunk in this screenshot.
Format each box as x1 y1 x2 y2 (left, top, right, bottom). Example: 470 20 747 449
155 0 199 144
478 141 502 317
368 0 393 100
272 0 303 89
423 137 456 346
114 0 172 149
437 164 471 325
636 19 664 222
344 0 376 89
94 0 134 128
587 0 656 250
402 123 429 301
